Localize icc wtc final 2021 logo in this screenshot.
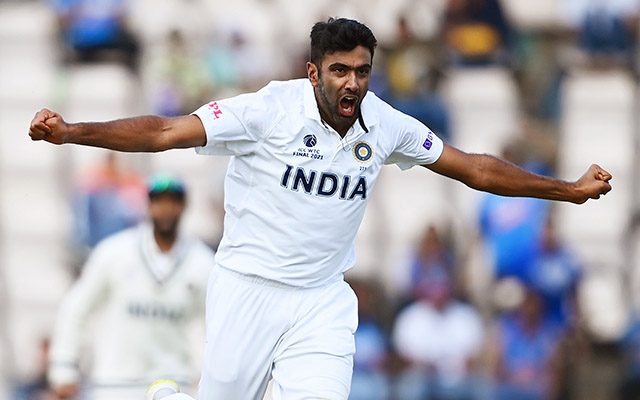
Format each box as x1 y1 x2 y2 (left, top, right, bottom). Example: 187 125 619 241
353 141 373 163
303 134 318 147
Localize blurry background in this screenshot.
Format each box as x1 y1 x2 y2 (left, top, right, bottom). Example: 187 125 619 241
0 0 640 399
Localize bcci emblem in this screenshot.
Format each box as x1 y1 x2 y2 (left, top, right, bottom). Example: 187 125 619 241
303 134 318 147
353 141 374 163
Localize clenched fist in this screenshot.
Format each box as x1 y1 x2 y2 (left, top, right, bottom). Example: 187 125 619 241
29 108 68 145
572 164 612 204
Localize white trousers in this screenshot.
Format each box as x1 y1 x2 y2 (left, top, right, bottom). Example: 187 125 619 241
156 395 195 400
198 267 358 400
85 384 195 400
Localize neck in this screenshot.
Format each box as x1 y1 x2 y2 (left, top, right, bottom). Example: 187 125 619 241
318 108 352 138
154 229 177 253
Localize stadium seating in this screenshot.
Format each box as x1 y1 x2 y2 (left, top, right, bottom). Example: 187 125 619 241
442 66 520 225
557 69 635 269
1 1 639 397
500 0 562 30
557 68 637 340
0 1 70 390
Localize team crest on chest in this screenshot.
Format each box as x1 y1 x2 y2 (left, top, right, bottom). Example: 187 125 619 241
353 141 374 163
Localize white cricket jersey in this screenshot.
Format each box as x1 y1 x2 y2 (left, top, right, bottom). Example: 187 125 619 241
48 224 215 388
193 79 443 287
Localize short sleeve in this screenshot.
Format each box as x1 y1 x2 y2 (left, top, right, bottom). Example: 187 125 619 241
193 86 279 156
384 116 444 170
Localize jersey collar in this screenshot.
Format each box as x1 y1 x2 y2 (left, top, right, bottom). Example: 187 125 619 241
303 79 378 134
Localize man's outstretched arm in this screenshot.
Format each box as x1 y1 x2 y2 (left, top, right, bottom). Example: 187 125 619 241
425 144 612 204
28 108 207 152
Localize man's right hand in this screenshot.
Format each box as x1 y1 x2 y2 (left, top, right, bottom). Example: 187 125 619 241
29 108 68 145
51 383 79 399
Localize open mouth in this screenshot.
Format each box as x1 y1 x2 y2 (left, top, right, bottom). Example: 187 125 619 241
339 95 358 117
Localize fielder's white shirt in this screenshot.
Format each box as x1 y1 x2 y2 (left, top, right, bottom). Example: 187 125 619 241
48 224 215 387
194 79 443 287
391 300 484 384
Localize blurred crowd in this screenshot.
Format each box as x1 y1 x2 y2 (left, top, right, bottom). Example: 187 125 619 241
3 0 640 399
42 0 640 122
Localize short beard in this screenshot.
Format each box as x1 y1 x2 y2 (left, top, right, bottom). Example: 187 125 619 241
317 77 347 126
153 220 179 240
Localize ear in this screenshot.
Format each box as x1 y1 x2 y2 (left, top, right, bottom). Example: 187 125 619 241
307 62 319 87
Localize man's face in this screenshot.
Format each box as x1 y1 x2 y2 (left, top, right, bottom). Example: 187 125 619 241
307 45 372 134
148 192 185 236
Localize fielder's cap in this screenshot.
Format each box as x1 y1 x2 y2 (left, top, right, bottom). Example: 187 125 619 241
148 174 186 197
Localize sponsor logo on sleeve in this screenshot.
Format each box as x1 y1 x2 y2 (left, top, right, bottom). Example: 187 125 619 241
207 101 223 119
423 132 434 151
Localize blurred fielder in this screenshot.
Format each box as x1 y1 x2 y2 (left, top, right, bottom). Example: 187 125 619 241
47 175 215 400
31 18 611 400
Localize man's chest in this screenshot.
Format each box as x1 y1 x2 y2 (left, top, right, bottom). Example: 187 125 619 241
107 259 198 320
259 121 387 198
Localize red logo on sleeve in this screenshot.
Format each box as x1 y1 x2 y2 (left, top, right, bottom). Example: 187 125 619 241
207 102 223 119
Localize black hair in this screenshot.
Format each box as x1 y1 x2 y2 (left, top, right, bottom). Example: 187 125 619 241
148 190 186 203
309 18 377 67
